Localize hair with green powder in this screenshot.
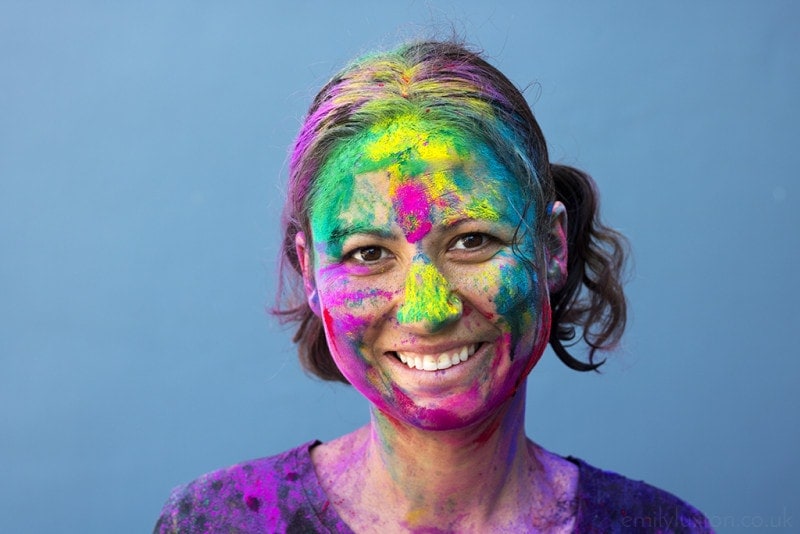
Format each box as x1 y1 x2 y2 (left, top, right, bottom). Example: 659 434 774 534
276 40 629 382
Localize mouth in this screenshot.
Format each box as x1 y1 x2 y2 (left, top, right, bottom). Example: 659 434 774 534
389 343 481 371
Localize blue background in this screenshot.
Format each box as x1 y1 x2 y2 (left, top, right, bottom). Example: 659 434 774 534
2 1 798 532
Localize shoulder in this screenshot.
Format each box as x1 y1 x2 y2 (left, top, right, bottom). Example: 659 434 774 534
569 457 714 533
153 440 342 534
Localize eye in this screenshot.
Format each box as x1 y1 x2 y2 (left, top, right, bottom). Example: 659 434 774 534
451 233 488 250
350 246 388 263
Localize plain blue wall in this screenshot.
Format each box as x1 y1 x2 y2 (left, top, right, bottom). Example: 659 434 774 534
2 1 798 532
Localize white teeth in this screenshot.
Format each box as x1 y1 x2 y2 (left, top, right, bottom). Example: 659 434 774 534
395 344 479 372
423 355 438 371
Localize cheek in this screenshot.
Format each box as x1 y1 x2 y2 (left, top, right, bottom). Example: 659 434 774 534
494 262 539 332
316 264 398 364
321 306 390 400
317 264 398 315
457 256 539 324
317 279 401 407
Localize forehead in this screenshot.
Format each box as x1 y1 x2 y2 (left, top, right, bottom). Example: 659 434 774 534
309 115 528 247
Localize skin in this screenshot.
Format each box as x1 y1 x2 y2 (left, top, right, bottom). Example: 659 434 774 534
295 116 577 532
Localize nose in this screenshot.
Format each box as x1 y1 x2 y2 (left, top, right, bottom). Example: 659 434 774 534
396 257 462 333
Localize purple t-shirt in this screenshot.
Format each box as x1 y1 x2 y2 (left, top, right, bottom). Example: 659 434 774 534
154 441 713 533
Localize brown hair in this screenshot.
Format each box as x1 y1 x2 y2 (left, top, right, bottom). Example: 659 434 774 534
275 40 628 382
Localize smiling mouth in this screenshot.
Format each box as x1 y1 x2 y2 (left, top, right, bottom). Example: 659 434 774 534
391 343 480 371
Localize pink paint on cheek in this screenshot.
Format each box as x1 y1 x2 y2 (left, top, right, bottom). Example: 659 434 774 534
322 308 338 353
393 181 432 243
337 313 370 337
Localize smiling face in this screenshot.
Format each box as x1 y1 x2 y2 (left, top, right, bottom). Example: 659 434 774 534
299 116 555 430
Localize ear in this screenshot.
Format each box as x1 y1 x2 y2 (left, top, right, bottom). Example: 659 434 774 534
295 231 321 317
545 201 568 294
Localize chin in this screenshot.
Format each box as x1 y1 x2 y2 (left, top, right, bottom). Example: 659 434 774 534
379 379 524 432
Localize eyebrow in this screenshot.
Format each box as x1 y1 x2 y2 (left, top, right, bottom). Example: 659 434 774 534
436 217 474 230
327 223 395 244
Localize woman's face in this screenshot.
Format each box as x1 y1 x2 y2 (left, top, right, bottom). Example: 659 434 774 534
299 117 559 430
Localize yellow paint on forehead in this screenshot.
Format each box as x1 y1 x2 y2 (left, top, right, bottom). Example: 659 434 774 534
423 169 453 199
357 114 505 225
463 197 502 221
362 115 468 209
363 115 455 164
432 177 504 224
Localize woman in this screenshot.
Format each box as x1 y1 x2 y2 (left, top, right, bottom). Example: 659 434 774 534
155 41 712 533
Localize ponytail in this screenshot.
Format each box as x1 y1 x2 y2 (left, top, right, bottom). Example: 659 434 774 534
548 164 629 371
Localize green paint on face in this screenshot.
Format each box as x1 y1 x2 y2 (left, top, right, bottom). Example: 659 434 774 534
306 111 551 432
308 141 360 258
465 197 502 222
310 115 478 255
396 261 462 328
309 114 519 263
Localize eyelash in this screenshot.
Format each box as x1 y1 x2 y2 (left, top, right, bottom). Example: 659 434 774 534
347 246 391 264
344 232 498 265
449 233 493 251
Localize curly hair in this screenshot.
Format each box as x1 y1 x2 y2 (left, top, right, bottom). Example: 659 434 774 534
275 40 628 382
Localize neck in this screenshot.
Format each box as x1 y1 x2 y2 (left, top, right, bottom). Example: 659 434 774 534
363 387 537 530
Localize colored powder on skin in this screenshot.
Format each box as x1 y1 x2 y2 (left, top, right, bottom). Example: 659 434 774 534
310 139 363 258
313 274 396 308
464 197 501 222
492 265 520 314
419 169 453 204
429 165 504 226
322 308 338 353
473 410 504 444
393 180 432 243
311 113 513 254
493 264 536 316
390 384 466 429
480 259 541 366
364 115 455 168
404 508 426 527
332 312 371 340
368 116 471 243
342 288 396 309
397 261 461 326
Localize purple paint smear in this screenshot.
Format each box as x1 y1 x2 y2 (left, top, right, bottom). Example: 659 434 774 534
154 441 713 532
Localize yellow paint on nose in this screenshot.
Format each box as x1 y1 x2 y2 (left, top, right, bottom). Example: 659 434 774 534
397 261 462 330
